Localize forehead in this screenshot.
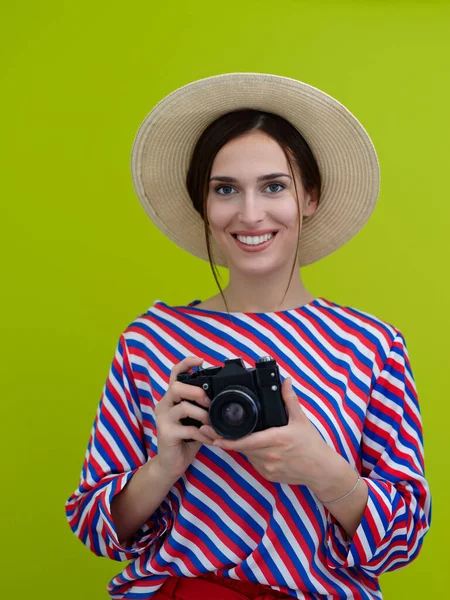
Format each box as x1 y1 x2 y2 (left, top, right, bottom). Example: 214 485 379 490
210 131 290 173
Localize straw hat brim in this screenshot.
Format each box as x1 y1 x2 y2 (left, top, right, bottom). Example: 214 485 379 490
130 73 380 267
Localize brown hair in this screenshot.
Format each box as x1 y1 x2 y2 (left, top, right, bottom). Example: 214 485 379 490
186 109 321 314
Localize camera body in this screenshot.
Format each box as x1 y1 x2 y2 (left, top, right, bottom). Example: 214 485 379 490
177 356 288 439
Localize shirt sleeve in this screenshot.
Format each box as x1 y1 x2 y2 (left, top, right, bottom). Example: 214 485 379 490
325 331 431 575
65 333 173 561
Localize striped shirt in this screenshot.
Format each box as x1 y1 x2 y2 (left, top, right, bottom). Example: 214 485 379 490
65 297 431 599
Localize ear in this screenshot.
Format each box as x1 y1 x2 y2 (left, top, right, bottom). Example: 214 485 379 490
303 188 319 218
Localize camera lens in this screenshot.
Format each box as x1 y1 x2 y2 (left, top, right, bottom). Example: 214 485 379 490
221 402 246 426
209 386 259 439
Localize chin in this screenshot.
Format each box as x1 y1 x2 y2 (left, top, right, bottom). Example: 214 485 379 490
228 255 287 277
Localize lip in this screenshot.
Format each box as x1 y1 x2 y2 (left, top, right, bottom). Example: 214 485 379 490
231 231 278 253
231 229 278 236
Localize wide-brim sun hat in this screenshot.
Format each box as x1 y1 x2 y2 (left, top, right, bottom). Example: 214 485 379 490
130 72 380 267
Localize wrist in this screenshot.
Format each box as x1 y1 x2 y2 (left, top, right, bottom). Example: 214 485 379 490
145 456 180 488
308 448 357 500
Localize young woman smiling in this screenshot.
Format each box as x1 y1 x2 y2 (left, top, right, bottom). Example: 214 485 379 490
66 74 431 600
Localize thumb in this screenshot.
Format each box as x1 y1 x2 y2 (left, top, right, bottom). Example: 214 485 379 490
282 377 305 422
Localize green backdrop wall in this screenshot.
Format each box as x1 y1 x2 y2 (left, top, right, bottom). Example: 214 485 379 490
2 1 447 597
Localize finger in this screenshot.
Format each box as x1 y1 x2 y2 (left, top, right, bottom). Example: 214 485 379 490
197 426 218 445
199 425 222 439
173 424 214 445
171 401 210 426
198 425 225 445
213 428 278 451
200 425 275 451
169 356 204 384
167 380 211 409
282 377 305 423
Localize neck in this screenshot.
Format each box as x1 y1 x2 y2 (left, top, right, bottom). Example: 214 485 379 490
221 267 315 313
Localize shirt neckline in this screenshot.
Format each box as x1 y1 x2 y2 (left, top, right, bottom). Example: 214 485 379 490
154 296 327 317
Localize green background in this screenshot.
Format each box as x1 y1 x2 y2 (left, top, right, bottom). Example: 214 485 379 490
1 0 448 597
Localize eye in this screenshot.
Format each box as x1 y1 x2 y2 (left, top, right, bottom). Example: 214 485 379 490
215 185 237 196
265 183 285 193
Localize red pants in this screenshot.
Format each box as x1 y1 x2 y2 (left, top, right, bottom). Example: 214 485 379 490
153 572 292 599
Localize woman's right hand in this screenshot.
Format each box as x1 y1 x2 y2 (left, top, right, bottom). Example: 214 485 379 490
153 356 214 481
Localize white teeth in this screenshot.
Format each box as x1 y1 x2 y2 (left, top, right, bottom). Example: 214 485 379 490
236 233 274 245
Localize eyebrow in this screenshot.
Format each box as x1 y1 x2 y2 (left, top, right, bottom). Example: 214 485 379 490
209 172 292 183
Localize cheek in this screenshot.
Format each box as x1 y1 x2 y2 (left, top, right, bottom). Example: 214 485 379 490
206 199 234 233
278 199 301 229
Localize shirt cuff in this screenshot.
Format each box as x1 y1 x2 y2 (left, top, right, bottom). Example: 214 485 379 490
325 477 394 569
98 470 173 558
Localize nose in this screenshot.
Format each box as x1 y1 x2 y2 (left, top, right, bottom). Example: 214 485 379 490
237 191 265 226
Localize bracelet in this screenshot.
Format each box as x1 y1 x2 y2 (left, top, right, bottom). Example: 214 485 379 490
316 475 362 505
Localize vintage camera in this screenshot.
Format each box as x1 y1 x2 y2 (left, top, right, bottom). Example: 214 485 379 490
177 356 288 439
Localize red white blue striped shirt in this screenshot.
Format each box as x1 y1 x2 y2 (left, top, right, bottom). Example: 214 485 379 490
65 297 431 599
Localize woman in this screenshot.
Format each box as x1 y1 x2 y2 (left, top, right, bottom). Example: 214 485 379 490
65 73 431 600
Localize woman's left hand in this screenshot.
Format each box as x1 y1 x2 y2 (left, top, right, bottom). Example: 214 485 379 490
199 377 336 486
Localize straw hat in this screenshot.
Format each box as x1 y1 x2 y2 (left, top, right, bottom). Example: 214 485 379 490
130 73 380 266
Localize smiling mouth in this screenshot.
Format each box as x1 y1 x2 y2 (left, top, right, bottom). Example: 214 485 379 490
231 232 278 246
